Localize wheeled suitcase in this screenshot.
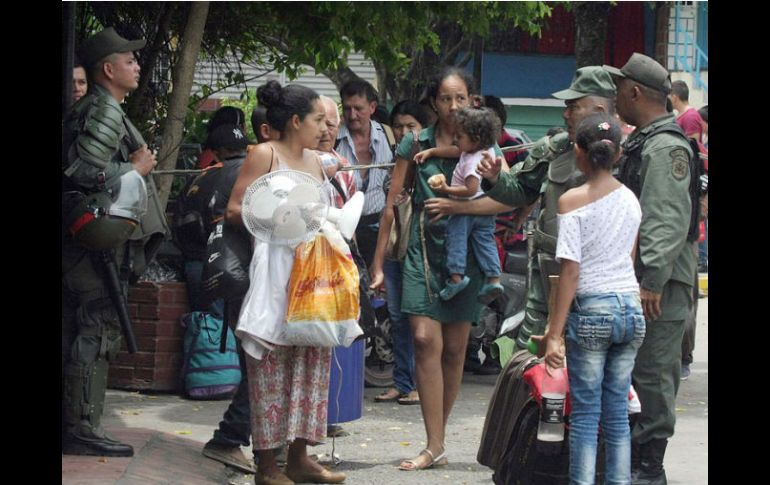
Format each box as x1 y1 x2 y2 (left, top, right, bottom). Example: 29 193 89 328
477 349 606 484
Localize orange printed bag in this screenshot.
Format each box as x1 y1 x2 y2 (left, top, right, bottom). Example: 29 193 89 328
284 233 362 347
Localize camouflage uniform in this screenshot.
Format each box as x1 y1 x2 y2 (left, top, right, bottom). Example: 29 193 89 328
482 132 574 348
62 82 168 455
620 114 696 446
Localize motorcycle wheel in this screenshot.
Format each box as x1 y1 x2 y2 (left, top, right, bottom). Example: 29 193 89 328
364 315 394 387
364 360 394 388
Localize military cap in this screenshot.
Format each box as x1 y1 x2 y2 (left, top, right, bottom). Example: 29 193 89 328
552 66 617 100
603 52 672 94
78 27 146 67
206 124 249 151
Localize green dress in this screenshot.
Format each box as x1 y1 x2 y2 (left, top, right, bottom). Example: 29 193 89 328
397 126 502 324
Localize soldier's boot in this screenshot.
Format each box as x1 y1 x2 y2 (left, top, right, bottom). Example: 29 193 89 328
62 358 134 457
632 439 668 485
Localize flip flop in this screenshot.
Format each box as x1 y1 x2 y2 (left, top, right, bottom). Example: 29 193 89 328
374 388 401 402
397 391 420 405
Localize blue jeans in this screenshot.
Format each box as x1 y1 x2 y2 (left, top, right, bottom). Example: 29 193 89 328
566 292 645 485
698 218 708 267
383 259 416 394
211 298 251 448
211 345 252 447
445 214 501 278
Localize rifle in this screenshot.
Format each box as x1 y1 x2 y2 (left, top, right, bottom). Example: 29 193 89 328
95 250 138 354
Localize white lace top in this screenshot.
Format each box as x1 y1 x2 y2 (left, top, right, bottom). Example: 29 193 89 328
555 185 641 294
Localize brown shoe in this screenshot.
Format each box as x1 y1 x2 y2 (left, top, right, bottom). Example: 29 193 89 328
285 467 346 484
202 441 256 474
255 470 294 485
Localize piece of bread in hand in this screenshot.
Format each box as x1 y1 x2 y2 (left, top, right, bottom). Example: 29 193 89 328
428 173 446 189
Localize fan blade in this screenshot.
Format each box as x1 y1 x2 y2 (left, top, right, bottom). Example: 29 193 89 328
268 175 297 197
287 183 321 206
273 217 307 240
247 190 283 220
272 204 302 227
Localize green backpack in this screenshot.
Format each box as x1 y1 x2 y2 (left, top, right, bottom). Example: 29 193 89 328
180 311 242 400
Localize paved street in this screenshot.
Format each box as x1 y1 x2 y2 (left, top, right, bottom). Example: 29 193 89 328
64 298 708 484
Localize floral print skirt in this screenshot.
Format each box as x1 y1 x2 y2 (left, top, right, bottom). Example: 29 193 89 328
246 345 332 450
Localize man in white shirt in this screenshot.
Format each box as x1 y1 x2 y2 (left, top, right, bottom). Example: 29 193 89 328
336 80 393 265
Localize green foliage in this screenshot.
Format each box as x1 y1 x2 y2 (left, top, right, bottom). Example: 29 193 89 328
181 89 258 147
78 1 553 143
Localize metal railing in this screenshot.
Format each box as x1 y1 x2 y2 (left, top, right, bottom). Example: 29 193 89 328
674 3 708 93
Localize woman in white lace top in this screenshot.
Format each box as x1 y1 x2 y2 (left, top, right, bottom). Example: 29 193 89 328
543 113 645 485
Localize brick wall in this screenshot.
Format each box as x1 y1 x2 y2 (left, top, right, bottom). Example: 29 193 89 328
108 282 189 392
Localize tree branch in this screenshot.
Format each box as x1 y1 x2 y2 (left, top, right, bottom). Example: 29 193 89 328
441 35 469 65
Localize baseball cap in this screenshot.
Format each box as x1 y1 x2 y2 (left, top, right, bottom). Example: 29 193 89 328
206 124 249 151
552 66 617 100
78 27 147 68
603 52 672 94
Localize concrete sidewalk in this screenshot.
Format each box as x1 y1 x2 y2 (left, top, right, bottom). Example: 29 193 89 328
63 298 708 484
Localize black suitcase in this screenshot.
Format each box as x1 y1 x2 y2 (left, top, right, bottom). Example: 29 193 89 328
477 350 606 485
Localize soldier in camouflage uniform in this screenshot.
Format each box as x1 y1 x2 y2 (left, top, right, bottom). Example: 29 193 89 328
426 66 618 353
604 53 697 485
62 27 169 456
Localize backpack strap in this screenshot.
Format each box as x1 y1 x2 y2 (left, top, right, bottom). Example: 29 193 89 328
382 123 397 156
622 122 702 242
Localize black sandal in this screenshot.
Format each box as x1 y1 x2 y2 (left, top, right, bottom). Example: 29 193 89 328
374 388 401 402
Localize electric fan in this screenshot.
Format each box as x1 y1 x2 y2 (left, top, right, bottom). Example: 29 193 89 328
241 169 364 246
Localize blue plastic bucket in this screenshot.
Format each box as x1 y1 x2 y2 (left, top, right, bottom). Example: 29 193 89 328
327 339 364 423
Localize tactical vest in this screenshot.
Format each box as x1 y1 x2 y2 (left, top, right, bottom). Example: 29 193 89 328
618 122 702 242
513 131 580 257
534 150 586 256
63 87 170 277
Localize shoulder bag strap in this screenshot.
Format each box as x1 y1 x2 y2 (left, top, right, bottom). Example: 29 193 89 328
401 129 421 194
329 177 348 203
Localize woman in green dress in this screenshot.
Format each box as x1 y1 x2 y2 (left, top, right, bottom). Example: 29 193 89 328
370 67 504 471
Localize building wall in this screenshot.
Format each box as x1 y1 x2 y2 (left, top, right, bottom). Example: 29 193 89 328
667 2 701 72
502 104 565 141
192 51 378 102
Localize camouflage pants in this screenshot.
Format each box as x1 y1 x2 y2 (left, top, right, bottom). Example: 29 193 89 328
514 253 549 350
62 243 126 438
632 280 692 445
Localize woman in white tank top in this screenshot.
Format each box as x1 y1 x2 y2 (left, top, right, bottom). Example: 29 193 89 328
225 81 346 485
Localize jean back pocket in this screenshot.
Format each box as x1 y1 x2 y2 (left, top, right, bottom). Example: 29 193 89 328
630 313 646 348
575 314 614 351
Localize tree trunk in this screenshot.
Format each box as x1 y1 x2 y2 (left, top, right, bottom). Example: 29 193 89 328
154 1 210 210
653 3 670 68
323 65 364 91
573 1 611 68
375 62 389 105
472 35 484 93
